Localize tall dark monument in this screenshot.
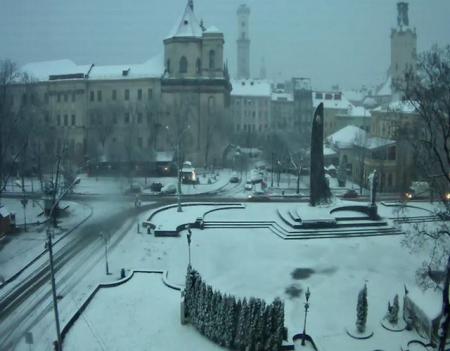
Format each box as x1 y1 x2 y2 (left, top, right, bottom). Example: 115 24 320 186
309 103 331 206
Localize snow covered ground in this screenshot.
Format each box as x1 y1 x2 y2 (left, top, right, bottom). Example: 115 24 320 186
0 199 92 281
59 200 442 351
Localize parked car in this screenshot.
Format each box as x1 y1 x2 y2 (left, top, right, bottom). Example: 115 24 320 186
150 182 163 192
160 183 177 195
342 189 359 199
244 181 253 191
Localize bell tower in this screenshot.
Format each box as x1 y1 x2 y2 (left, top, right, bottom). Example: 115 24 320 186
236 4 250 79
390 2 417 94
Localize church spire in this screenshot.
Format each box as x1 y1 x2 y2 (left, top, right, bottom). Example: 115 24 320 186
188 0 194 11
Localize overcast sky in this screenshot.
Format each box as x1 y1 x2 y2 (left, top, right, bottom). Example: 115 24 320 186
1 0 449 90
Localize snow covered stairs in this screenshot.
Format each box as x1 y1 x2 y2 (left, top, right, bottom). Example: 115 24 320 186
202 216 402 240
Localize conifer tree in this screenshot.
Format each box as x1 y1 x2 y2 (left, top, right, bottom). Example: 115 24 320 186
235 298 249 350
387 294 399 325
264 304 274 351
356 284 368 333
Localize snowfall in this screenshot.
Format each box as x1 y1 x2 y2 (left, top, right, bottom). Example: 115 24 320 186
0 171 444 351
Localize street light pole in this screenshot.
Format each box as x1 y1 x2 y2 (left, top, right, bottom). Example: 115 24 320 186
177 140 182 213
100 232 110 275
187 227 192 267
302 287 311 346
47 228 62 351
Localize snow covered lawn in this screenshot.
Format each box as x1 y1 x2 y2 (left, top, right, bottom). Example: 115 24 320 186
64 273 225 351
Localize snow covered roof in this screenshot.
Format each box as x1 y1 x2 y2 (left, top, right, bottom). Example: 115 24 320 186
271 92 293 102
155 151 175 162
342 90 365 103
373 100 417 114
323 146 337 156
20 59 91 81
20 55 164 82
337 105 371 118
327 125 368 149
166 2 203 39
313 91 353 110
364 136 396 150
376 76 392 96
204 26 221 34
0 206 10 218
231 80 272 97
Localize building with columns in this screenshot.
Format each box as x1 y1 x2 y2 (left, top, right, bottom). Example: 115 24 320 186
8 0 231 172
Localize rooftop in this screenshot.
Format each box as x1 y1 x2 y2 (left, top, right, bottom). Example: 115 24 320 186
166 1 203 39
231 80 272 97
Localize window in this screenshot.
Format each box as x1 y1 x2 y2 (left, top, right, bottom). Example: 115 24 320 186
44 93 49 104
124 113 130 124
97 90 102 102
71 92 76 102
64 93 68 102
137 89 142 100
112 90 117 100
71 114 76 126
196 58 201 74
90 91 94 102
57 114 61 126
179 56 188 73
147 112 153 124
137 112 143 124
166 59 171 73
148 88 153 100
125 89 130 101
64 114 68 126
137 137 143 149
388 146 396 160
209 50 215 69
315 92 323 99
97 113 103 125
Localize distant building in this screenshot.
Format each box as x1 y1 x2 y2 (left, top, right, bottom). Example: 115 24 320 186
10 0 231 170
236 4 251 79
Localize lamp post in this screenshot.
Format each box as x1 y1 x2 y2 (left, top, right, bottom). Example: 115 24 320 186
302 287 311 345
186 227 192 267
100 232 110 275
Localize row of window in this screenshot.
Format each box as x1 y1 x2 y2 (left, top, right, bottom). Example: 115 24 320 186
110 136 153 149
167 50 216 74
44 113 77 127
233 98 270 107
236 123 269 132
90 112 155 126
89 88 153 102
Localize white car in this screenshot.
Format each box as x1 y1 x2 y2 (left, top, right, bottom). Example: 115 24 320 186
244 181 253 191
160 183 177 195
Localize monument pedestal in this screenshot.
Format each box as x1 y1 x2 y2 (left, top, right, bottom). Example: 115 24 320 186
368 204 378 220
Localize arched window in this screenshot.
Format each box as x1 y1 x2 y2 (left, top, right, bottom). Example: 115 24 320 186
196 58 201 74
179 56 188 73
166 59 171 74
209 50 215 70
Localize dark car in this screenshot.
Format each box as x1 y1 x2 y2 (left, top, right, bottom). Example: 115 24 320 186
342 189 359 199
150 182 163 192
229 175 240 183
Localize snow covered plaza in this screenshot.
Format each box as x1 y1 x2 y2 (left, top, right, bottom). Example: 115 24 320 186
57 200 441 351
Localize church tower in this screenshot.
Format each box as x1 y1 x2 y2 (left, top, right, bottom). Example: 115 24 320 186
390 2 417 93
236 4 250 79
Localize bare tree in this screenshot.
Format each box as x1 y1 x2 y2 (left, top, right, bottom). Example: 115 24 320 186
402 45 450 349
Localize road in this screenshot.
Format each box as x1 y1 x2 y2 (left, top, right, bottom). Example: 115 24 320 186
0 198 170 351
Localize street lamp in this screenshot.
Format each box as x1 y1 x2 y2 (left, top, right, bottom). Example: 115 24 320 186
302 287 311 345
166 124 190 213
186 227 192 267
100 232 110 275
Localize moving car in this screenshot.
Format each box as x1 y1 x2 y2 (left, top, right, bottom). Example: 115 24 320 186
150 182 163 192
342 189 358 199
244 181 253 191
229 172 240 183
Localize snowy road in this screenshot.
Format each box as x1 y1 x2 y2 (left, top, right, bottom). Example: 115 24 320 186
0 199 168 351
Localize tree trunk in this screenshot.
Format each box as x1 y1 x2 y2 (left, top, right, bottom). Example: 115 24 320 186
439 254 450 351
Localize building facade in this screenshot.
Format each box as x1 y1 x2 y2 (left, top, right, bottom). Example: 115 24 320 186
9 0 231 171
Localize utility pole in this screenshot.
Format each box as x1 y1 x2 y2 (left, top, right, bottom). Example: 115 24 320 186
47 228 62 351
